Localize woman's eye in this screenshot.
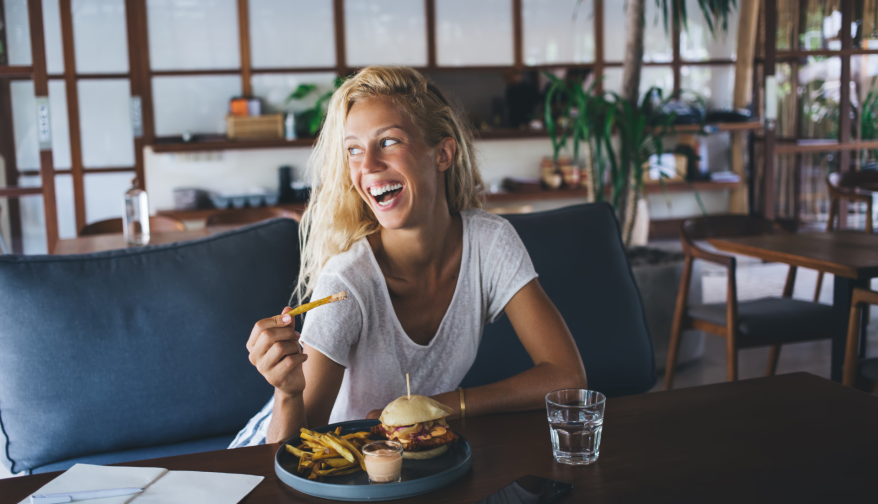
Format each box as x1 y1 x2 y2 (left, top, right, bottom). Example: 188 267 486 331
381 138 399 148
348 147 363 155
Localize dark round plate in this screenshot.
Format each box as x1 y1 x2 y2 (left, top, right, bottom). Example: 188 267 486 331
275 419 472 501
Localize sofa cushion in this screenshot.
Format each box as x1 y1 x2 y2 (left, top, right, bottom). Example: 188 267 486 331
32 434 236 474
0 219 297 474
687 297 833 346
460 203 656 397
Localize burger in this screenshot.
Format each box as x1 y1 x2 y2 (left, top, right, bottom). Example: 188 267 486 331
371 395 459 460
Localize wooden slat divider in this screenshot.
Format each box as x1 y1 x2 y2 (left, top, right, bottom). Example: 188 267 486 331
59 0 87 232
237 0 252 96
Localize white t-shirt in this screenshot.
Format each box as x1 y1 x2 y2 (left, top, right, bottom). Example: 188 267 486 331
229 209 537 447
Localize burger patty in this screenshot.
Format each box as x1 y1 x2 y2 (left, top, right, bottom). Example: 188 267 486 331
370 425 458 451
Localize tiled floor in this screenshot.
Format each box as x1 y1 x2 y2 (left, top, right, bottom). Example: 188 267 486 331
649 240 878 391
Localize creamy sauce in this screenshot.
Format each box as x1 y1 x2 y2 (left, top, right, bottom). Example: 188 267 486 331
364 449 403 483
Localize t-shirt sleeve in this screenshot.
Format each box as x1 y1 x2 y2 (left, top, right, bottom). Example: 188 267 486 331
484 219 538 323
298 273 363 368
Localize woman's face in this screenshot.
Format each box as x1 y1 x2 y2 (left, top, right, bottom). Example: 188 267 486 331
345 97 453 230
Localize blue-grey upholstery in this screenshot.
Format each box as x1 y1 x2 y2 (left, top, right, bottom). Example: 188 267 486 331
0 219 298 475
460 203 656 397
859 358 878 383
687 298 834 347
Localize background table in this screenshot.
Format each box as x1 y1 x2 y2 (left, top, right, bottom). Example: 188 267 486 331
53 225 239 255
3 373 876 504
709 231 878 382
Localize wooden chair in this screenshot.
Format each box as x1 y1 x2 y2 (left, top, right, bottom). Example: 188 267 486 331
814 171 878 301
843 288 878 391
663 215 835 390
79 216 187 236
204 207 299 227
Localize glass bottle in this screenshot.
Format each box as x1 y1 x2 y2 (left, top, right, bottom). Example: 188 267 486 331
123 178 151 246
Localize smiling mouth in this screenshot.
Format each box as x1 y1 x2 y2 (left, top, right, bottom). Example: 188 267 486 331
369 183 404 207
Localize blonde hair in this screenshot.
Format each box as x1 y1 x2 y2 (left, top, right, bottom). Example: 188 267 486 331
295 66 483 303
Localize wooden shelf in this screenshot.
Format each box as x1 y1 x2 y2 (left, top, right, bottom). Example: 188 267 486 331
485 181 740 203
148 122 762 153
157 203 306 221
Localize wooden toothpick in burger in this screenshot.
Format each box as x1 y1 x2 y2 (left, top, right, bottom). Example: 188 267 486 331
371 374 459 460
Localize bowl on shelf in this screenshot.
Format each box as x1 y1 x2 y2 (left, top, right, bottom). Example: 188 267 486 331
264 193 280 206
231 196 248 208
247 194 264 207
209 194 229 209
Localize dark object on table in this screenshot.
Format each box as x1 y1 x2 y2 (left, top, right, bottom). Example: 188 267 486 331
704 109 752 123
461 203 656 397
0 219 298 474
79 216 186 236
674 145 705 181
501 177 542 193
664 215 834 390
275 419 472 501
505 72 539 129
173 188 212 210
477 475 573 504
278 166 295 203
291 181 312 203
660 100 704 125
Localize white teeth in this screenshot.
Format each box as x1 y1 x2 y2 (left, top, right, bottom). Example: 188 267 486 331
369 183 402 197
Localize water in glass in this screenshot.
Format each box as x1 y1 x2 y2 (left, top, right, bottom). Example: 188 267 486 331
546 389 605 465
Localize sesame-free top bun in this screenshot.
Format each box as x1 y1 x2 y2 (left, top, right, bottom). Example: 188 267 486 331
379 395 454 427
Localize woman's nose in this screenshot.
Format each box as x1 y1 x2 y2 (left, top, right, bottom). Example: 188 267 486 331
361 147 385 174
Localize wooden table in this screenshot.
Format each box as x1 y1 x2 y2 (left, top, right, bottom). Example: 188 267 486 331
53 226 239 255
709 231 878 382
4 373 877 503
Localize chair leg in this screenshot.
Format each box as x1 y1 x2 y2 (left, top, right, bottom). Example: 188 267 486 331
663 319 685 391
766 345 781 376
813 272 824 302
726 332 738 382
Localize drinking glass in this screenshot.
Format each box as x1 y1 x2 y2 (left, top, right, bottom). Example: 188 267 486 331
545 389 606 465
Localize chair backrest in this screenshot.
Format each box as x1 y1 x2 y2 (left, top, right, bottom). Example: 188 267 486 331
459 203 656 398
826 172 877 233
828 170 878 191
79 216 187 236
0 219 298 474
205 207 297 227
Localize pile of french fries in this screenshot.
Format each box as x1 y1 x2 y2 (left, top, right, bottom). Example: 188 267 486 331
284 427 372 481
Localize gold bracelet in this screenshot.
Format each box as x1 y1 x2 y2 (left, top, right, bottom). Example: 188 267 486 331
456 387 466 420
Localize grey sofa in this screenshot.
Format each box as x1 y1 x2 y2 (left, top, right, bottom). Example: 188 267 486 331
0 219 297 474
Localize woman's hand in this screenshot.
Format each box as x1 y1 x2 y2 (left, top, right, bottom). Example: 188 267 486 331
246 308 308 398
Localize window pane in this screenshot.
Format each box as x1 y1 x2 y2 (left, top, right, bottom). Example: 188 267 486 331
344 0 427 67
4 0 32 65
522 0 594 66
853 54 878 154
55 173 76 238
78 79 134 167
147 0 240 71
680 65 735 109
798 2 843 51
43 0 65 74
10 80 70 170
798 57 840 139
84 171 134 223
251 72 338 114
152 75 242 136
774 62 796 137
857 1 878 49
48 80 72 168
18 176 47 254
72 0 129 73
680 0 738 61
602 66 674 99
436 0 513 66
249 0 335 68
604 0 672 62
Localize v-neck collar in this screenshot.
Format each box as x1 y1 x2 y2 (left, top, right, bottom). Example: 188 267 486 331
364 212 469 350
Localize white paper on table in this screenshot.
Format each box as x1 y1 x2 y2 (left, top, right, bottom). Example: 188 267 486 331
132 471 263 504
19 464 264 504
18 464 168 504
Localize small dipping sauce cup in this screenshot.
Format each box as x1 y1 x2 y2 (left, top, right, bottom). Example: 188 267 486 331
362 440 404 484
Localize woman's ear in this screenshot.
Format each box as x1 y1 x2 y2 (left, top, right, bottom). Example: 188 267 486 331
435 137 456 173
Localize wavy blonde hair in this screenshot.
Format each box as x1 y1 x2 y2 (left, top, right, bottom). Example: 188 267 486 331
294 66 484 303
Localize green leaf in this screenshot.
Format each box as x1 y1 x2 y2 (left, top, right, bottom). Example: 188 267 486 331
287 83 317 102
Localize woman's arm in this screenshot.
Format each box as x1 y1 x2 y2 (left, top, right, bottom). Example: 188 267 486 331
248 311 346 443
431 278 586 418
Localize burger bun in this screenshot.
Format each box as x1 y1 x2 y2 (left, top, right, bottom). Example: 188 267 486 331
401 444 449 460
379 394 453 427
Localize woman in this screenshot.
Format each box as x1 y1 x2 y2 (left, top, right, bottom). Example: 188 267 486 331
231 67 586 447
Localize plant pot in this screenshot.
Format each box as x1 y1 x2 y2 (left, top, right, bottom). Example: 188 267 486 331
628 247 704 373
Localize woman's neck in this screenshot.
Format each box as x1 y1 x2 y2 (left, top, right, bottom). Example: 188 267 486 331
372 206 460 280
